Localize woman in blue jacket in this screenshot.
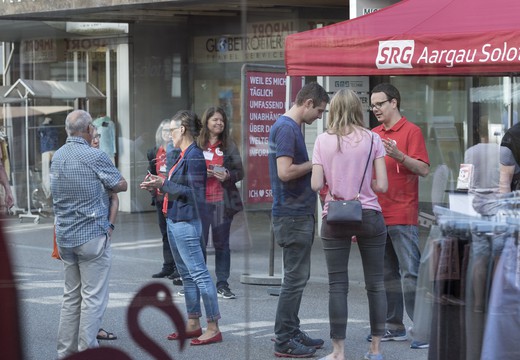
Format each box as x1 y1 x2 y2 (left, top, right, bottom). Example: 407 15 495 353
140 110 222 346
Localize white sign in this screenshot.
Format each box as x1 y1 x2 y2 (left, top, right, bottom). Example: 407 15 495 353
324 76 370 125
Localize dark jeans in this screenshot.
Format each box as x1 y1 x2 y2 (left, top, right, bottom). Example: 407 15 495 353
272 214 315 343
201 201 233 288
155 199 175 272
321 209 387 339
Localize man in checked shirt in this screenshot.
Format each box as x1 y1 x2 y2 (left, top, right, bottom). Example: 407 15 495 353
50 110 127 359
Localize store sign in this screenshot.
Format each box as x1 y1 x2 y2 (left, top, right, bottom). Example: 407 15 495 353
194 20 297 63
21 39 58 63
244 71 286 205
351 0 399 19
376 40 520 70
21 37 119 63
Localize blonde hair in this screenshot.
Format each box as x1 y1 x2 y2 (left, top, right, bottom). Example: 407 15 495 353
327 89 366 151
154 119 171 148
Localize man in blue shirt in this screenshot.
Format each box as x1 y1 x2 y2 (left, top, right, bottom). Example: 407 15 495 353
51 110 127 359
268 82 329 358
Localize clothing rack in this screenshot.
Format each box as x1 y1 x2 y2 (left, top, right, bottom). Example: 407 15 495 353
417 205 520 360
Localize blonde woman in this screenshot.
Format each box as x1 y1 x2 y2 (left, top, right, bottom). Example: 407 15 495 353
311 89 388 360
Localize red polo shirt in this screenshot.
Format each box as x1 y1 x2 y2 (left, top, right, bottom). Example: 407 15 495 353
372 117 429 225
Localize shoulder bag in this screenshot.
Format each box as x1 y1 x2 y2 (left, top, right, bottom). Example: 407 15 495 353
326 133 373 225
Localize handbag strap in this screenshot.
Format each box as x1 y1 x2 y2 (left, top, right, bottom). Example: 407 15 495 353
330 132 373 201
356 133 374 198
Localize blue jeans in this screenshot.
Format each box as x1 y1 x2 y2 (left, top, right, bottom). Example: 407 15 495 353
201 201 233 288
272 214 315 343
384 225 421 331
57 234 111 359
321 210 387 339
166 218 220 322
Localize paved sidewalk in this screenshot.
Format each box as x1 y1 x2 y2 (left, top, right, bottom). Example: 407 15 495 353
5 210 429 360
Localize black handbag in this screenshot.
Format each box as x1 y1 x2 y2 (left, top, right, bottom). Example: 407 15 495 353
326 134 373 225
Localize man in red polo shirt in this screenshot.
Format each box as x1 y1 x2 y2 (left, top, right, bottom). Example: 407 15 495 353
368 83 430 350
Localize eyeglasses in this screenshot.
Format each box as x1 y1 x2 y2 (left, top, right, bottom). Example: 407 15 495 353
170 127 180 133
368 99 391 111
93 134 101 140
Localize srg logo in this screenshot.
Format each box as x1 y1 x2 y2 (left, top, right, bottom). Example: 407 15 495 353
376 40 415 69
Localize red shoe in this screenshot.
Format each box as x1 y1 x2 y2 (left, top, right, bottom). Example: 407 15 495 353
190 332 223 346
167 328 202 340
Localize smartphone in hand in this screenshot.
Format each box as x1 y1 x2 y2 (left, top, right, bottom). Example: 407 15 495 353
211 165 226 173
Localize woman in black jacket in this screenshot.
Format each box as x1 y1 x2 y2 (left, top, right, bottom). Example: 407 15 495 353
198 106 244 299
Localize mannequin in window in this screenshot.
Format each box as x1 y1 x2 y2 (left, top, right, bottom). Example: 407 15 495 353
38 117 59 199
93 114 116 164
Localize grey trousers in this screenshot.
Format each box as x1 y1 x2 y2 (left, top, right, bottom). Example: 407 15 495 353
56 234 111 359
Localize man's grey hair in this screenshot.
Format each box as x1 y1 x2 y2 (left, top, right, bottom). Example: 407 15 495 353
65 110 92 137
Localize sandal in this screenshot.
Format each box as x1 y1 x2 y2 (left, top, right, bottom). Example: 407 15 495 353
97 328 118 340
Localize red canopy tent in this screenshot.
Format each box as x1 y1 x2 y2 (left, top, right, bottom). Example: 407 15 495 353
285 0 520 76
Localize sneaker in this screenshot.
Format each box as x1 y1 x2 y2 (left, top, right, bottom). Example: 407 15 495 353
364 352 384 360
177 289 185 297
293 331 324 349
366 330 407 342
410 340 429 349
274 338 316 358
217 286 236 299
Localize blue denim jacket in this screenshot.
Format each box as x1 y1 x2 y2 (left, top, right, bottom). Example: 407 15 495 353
161 142 207 222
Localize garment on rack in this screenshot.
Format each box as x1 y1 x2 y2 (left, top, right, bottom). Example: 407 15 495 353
481 235 520 359
465 223 508 360
425 206 519 360
428 223 471 360
411 225 440 345
472 190 520 217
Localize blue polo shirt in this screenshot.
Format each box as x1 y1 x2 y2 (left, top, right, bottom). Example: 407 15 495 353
268 116 316 217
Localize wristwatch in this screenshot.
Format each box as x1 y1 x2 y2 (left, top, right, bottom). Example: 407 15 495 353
109 223 115 230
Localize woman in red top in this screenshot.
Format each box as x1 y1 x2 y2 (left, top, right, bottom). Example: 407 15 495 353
198 106 244 299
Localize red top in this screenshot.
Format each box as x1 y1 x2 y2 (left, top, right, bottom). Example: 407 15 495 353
372 117 429 225
203 141 225 203
154 146 167 198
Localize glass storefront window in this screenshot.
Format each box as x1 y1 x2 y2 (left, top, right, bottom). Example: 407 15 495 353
0 3 519 360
